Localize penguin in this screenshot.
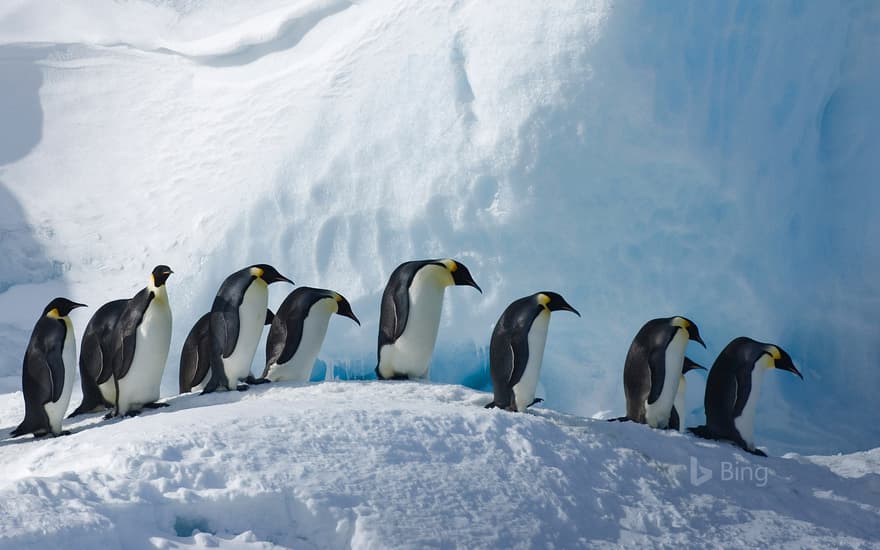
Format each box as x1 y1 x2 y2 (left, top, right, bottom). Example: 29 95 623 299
668 357 706 432
107 265 174 417
690 337 802 456
258 287 360 383
202 264 293 393
485 292 580 412
68 299 127 417
376 259 481 380
618 316 705 429
11 298 86 437
179 309 274 393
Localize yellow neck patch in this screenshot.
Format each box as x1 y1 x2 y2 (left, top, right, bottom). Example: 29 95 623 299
671 317 690 329
766 345 782 361
250 266 265 278
537 293 551 307
46 308 62 319
441 259 458 272
334 293 342 302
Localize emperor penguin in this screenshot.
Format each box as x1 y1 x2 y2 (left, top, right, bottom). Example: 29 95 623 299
376 259 481 380
617 317 705 429
690 337 802 456
11 298 86 437
202 264 293 393
259 287 360 383
108 265 174 417
69 299 127 417
179 309 274 393
668 357 706 432
485 292 580 412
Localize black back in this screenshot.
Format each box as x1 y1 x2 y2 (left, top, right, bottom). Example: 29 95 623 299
69 299 127 416
110 286 156 381
263 287 338 375
488 294 545 410
703 337 766 435
377 260 444 356
11 312 70 436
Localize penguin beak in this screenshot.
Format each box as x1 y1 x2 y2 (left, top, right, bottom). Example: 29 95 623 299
775 356 804 380
452 268 482 293
336 298 361 326
550 300 580 317
689 329 706 349
71 302 88 310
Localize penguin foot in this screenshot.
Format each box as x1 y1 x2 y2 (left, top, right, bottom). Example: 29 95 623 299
51 430 72 437
103 412 117 420
747 447 768 457
608 416 632 422
484 401 497 409
124 410 142 418
142 402 169 409
245 375 270 385
687 425 718 440
236 384 250 392
528 398 544 408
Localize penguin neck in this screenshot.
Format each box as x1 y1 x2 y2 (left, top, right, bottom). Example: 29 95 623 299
149 283 169 304
734 356 771 450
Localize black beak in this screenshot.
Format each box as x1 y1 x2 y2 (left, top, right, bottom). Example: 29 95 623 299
451 264 482 294
776 356 804 380
688 327 706 349
550 298 581 317
336 297 361 326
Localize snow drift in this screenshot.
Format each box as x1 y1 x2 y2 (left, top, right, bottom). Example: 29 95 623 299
0 0 878 455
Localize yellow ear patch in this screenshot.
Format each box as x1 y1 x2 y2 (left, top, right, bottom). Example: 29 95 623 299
672 317 690 329
46 308 61 319
334 293 342 302
766 346 782 361
537 293 551 307
441 259 458 272
250 266 265 278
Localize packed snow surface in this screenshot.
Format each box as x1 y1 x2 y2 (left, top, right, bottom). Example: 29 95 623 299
1 382 878 549
0 0 878 459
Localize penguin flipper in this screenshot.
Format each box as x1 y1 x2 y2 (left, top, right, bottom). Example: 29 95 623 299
278 309 307 366
669 406 681 431
112 290 153 381
646 348 667 405
71 337 110 417
263 317 290 378
13 348 55 436
211 307 240 359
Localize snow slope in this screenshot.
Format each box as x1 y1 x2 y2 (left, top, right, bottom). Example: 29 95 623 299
0 0 878 456
1 382 878 549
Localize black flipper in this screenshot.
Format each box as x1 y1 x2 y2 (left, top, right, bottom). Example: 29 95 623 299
646 347 667 405
669 406 681 431
12 317 67 437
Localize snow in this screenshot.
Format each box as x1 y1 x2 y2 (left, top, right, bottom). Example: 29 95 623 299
0 0 878 460
1 382 878 548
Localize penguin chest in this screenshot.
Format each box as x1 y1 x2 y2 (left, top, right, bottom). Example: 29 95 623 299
673 376 687 433
44 321 76 433
119 297 172 407
381 267 449 378
645 328 688 428
734 357 770 450
223 280 268 385
513 310 550 412
267 300 335 383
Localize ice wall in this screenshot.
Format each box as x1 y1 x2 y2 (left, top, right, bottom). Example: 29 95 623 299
0 0 877 454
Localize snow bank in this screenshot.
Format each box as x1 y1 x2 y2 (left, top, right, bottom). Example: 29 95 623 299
0 0 878 455
1 383 877 548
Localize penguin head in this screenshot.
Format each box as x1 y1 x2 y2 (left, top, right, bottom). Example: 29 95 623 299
332 292 361 326
671 316 705 348
151 265 174 288
43 297 87 318
439 259 482 293
682 356 707 374
537 292 581 316
758 342 803 380
250 264 294 285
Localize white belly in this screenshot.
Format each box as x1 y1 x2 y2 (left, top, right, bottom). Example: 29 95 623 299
117 294 172 414
734 356 770 450
221 280 268 389
379 266 450 379
513 310 550 412
645 328 688 428
44 320 76 434
673 375 687 433
99 377 117 405
266 299 335 383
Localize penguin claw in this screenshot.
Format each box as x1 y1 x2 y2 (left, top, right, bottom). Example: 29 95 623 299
236 384 249 392
528 398 544 407
484 401 497 409
608 416 632 422
124 410 142 418
103 412 117 420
